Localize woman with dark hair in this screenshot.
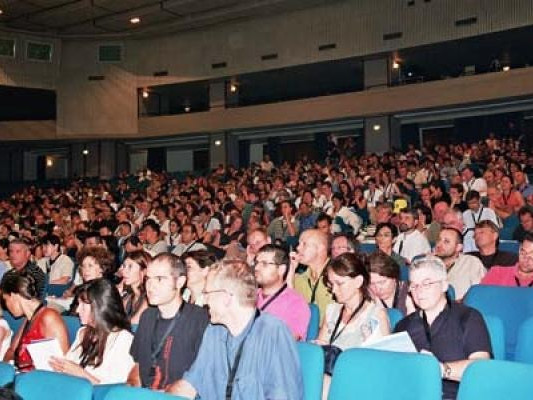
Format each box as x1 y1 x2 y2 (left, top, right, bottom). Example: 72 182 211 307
182 250 217 306
315 253 390 397
1 271 69 371
119 251 150 324
368 252 415 316
56 247 116 315
49 278 134 384
374 222 405 268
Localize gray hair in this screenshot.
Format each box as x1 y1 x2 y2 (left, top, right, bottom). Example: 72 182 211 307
409 255 447 281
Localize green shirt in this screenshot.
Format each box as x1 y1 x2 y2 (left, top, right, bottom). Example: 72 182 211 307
294 263 333 322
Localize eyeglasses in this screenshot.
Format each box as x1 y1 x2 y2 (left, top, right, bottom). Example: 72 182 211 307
409 280 443 292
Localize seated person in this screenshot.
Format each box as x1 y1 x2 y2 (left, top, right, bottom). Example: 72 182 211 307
368 252 415 316
1 271 69 371
58 247 115 314
128 253 209 391
255 244 310 340
39 234 75 284
395 255 491 400
183 250 217 306
119 251 150 324
50 279 134 384
481 233 533 287
169 260 303 399
467 220 517 269
315 253 390 397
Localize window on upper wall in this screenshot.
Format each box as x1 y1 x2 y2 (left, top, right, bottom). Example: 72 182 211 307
26 41 53 62
0 38 15 58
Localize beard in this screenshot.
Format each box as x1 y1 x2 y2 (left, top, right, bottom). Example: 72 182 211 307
399 223 411 232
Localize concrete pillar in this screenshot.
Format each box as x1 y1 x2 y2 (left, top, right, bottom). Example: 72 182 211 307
209 81 225 110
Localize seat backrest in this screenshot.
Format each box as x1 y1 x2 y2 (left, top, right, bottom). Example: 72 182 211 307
3 310 24 334
0 362 15 387
104 385 187 400
457 360 533 400
62 315 82 344
306 303 320 341
514 316 533 364
482 315 505 360
386 308 404 330
328 348 441 400
359 243 376 254
15 370 92 400
464 285 533 359
297 342 324 400
498 240 520 254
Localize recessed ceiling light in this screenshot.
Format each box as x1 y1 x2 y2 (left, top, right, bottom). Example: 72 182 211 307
130 17 141 24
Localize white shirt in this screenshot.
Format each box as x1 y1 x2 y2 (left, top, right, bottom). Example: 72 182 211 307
66 328 134 384
38 254 74 282
463 177 487 198
447 254 486 300
363 188 383 208
393 229 431 263
462 206 500 252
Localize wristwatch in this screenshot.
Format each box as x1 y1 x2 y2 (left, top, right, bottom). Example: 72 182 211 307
442 362 452 379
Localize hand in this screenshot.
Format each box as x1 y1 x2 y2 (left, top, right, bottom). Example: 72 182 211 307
289 251 301 269
49 357 86 378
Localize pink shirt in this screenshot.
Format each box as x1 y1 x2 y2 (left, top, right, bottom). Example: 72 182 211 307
257 286 311 340
481 264 533 287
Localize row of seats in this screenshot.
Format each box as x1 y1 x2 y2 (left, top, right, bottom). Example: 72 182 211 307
3 346 533 400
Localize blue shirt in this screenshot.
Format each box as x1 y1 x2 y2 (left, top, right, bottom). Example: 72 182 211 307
183 311 303 400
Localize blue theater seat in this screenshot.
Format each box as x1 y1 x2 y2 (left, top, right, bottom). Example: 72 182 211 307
328 348 441 400
457 360 533 400
297 342 324 400
103 385 187 400
0 362 15 386
514 316 533 364
464 285 533 360
386 308 404 330
306 303 320 341
15 370 92 400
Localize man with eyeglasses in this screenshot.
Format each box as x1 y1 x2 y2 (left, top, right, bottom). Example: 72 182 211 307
255 244 310 340
128 253 209 391
395 255 491 400
481 233 533 287
169 260 303 400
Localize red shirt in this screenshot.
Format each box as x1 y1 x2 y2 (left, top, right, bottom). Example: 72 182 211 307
481 264 533 287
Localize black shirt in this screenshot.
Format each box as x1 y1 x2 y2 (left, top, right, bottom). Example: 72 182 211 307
130 302 209 390
467 250 518 270
395 302 492 400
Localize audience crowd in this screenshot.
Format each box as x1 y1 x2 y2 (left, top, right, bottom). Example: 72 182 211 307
0 134 531 399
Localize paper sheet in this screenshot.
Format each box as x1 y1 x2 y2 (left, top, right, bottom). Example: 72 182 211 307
26 338 64 371
361 331 418 353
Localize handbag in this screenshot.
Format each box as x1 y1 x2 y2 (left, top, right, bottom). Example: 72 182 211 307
322 344 343 376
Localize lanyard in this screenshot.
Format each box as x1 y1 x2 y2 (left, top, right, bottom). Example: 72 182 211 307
225 310 260 400
514 276 533 287
329 299 366 345
307 269 325 304
259 284 287 311
471 206 484 226
150 302 184 367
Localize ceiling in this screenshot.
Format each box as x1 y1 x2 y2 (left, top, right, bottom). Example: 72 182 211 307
0 0 338 38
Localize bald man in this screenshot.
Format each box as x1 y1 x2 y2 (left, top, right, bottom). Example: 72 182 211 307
290 229 333 321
